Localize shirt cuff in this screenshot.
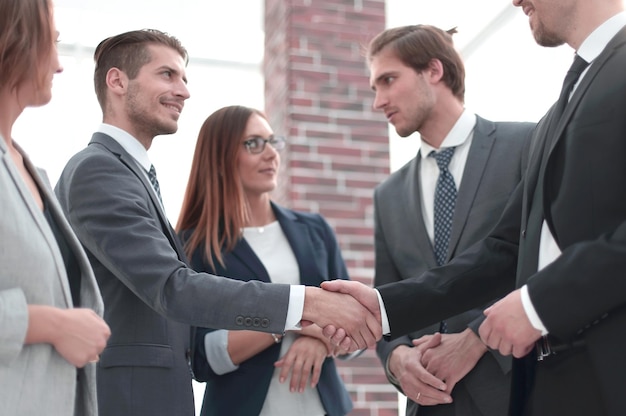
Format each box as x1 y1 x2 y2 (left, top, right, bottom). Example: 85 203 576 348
376 289 391 335
520 285 548 335
204 330 239 375
285 285 305 331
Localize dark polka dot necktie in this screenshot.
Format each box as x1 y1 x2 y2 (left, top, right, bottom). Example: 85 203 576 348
429 147 457 267
429 147 457 334
148 164 163 205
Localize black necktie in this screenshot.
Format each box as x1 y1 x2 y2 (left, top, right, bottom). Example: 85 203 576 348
553 54 589 123
148 164 163 205
523 55 589 281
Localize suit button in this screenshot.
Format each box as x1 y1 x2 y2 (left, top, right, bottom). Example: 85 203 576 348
235 316 244 326
244 317 252 327
522 229 527 238
253 318 261 327
261 318 270 328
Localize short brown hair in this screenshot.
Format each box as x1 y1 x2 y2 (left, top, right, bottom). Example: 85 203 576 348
367 25 465 101
0 0 54 92
93 29 188 110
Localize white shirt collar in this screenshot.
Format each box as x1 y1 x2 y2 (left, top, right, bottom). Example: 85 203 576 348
98 123 152 172
577 11 626 63
420 109 476 159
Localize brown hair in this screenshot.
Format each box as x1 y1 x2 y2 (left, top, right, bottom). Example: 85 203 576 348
367 25 465 101
0 0 54 93
176 105 266 271
93 28 188 111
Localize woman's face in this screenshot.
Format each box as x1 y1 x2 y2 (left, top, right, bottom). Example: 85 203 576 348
19 15 63 108
236 113 281 199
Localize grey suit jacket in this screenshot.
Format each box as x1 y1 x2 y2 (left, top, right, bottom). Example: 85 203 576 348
0 138 103 416
55 132 291 416
374 116 534 416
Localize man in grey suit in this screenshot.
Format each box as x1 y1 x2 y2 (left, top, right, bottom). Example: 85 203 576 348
369 25 534 416
55 29 380 416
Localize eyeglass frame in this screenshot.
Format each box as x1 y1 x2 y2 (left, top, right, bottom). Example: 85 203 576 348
242 135 286 154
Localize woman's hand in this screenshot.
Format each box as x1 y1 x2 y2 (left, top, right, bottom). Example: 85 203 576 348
274 336 327 393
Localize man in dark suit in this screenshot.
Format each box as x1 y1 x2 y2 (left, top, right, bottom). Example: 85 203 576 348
369 25 533 416
324 1 626 415
54 29 379 416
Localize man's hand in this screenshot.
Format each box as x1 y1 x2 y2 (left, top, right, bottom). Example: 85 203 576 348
388 337 452 406
302 285 381 352
479 289 541 357
418 328 488 394
275 336 327 393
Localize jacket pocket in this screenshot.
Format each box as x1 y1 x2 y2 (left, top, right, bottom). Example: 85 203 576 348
99 344 174 368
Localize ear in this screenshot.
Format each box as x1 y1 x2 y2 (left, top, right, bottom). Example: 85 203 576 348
105 67 128 97
425 58 445 84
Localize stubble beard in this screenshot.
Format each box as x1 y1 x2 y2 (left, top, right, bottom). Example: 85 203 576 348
126 85 178 140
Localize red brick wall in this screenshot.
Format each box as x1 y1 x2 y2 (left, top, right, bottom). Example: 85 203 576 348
264 1 399 414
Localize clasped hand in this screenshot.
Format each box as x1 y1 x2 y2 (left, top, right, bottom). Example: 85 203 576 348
303 280 382 352
479 289 542 357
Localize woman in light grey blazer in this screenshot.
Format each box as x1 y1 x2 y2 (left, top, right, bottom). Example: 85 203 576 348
0 1 110 415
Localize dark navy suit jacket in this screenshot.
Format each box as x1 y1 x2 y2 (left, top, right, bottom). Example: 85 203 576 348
182 203 353 416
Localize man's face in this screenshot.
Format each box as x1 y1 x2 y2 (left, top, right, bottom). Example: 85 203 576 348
125 44 190 142
514 0 576 47
369 48 435 138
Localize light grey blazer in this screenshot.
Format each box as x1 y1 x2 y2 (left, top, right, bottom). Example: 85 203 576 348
374 116 534 416
54 133 291 416
0 137 103 416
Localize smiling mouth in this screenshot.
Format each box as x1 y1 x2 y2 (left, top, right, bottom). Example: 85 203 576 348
163 102 183 114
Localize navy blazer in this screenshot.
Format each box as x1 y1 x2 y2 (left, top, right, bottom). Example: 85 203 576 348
183 203 353 416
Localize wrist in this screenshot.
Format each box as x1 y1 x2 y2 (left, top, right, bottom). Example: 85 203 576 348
388 344 411 380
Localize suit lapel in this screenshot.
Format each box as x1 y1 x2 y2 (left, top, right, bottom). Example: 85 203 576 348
538 27 626 242
447 116 494 259
403 156 438 267
3 142 74 307
226 203 323 286
90 133 186 262
228 239 271 282
544 27 626 175
274 204 323 287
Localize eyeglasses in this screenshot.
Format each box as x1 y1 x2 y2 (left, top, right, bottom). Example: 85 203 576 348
243 135 286 154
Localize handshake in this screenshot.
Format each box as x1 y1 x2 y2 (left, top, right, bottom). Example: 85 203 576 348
302 280 382 352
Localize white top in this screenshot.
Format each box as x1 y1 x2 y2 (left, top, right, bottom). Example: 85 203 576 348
205 221 325 416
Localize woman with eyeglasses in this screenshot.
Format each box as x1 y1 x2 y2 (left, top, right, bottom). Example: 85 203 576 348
176 105 354 416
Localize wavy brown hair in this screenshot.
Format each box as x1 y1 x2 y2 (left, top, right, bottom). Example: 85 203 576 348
176 105 266 272
367 25 465 102
0 0 54 93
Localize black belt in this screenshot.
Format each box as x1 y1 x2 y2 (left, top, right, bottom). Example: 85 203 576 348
536 335 585 361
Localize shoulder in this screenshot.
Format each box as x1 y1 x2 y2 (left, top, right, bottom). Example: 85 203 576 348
274 204 334 236
476 115 535 138
374 157 417 198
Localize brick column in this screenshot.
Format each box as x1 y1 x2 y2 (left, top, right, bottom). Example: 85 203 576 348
265 1 398 415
